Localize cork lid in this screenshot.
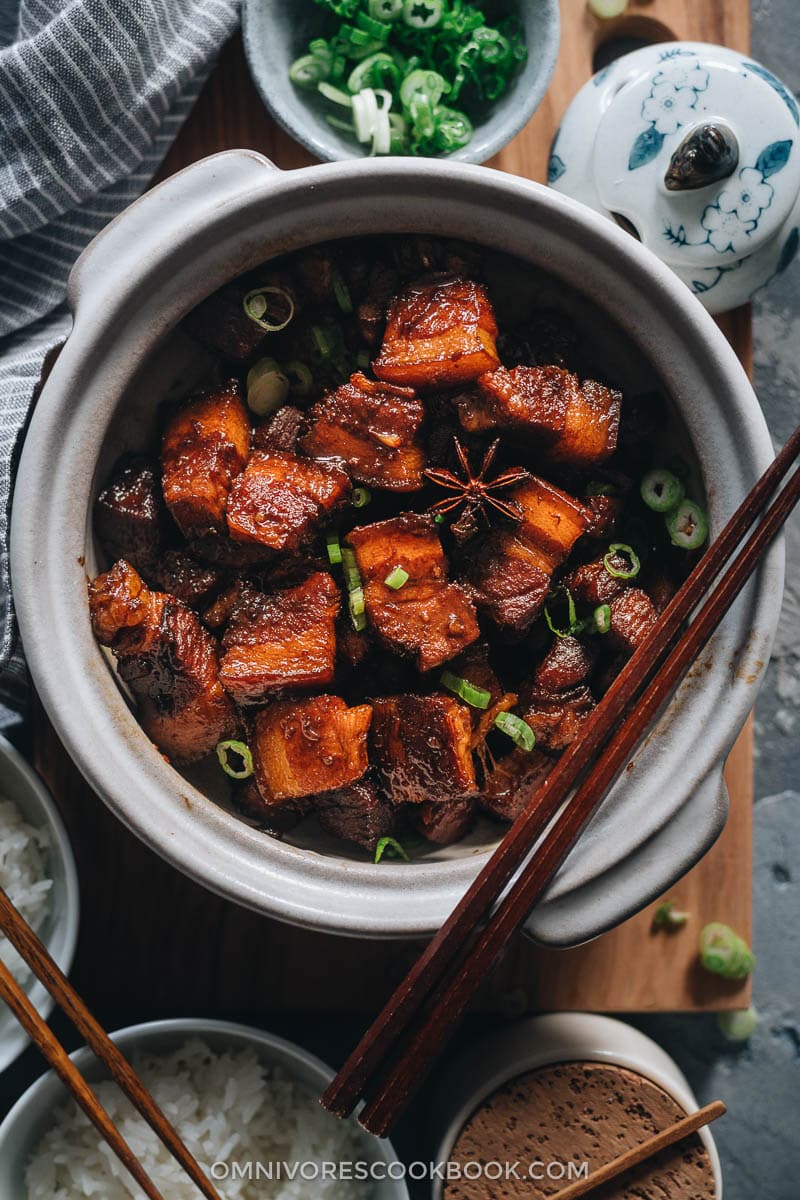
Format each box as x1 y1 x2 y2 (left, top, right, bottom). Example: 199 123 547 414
444 1061 717 1200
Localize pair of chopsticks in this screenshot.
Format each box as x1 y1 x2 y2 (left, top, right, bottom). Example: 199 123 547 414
323 423 800 1136
0 887 223 1200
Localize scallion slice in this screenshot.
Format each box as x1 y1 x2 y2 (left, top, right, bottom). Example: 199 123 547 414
440 670 491 709
318 81 354 107
216 739 254 780
544 587 579 639
246 358 290 417
651 899 689 930
700 922 755 979
603 543 641 580
326 532 343 565
717 1007 759 1042
369 0 402 18
402 0 443 28
289 53 330 88
242 286 295 333
593 603 611 634
666 500 709 550
384 566 409 590
331 268 353 313
352 486 372 508
640 468 685 513
374 835 410 863
285 361 314 397
587 0 629 16
494 711 536 752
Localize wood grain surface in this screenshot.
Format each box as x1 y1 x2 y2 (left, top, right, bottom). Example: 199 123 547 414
34 0 753 1015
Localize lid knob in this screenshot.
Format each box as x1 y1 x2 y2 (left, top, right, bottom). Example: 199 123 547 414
664 123 739 192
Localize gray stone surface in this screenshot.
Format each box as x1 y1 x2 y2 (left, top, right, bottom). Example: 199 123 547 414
637 7 800 1196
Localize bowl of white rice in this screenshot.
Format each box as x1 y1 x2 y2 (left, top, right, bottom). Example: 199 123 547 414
0 1017 409 1200
0 734 79 1076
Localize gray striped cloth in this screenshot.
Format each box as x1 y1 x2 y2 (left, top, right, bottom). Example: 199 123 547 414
0 0 240 725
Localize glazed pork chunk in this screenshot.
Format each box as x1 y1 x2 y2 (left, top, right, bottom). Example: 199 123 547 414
518 636 597 754
469 476 591 632
371 693 476 807
608 587 658 657
161 380 251 538
88 560 236 764
250 695 372 805
219 572 340 704
413 796 476 845
456 365 621 468
300 372 426 491
316 777 396 852
346 513 480 672
373 275 500 390
563 548 632 606
479 746 553 823
226 450 350 550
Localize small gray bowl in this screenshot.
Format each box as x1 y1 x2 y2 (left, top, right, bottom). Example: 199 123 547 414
0 735 79 1077
0 1018 408 1198
242 0 560 164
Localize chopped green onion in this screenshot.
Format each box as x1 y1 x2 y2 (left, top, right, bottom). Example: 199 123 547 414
603 543 641 580
369 0 402 17
402 0 443 29
312 324 334 358
318 80 354 107
331 268 353 313
641 468 685 513
717 1007 759 1042
494 711 536 752
289 53 330 88
652 900 690 930
433 513 444 524
433 106 473 153
356 11 392 39
374 835 410 863
593 603 611 634
242 286 295 333
349 585 365 616
440 670 491 709
587 0 629 16
216 739 254 780
326 532 343 565
666 500 709 550
246 358 290 417
285 361 314 397
700 922 755 979
341 547 367 630
352 486 372 508
544 587 579 639
385 565 409 590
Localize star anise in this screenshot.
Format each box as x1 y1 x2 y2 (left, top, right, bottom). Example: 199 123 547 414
424 438 527 542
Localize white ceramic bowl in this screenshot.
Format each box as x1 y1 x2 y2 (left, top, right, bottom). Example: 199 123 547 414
430 1013 723 1198
0 735 79 1076
0 1017 408 1199
10 151 784 944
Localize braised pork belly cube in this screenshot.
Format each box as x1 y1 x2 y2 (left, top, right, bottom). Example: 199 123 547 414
607 588 657 657
521 684 595 752
479 747 552 823
562 551 631 606
315 777 396 853
236 780 309 835
373 275 500 390
648 574 678 615
252 405 305 455
183 277 296 361
250 695 371 804
226 451 350 551
155 550 224 607
88 561 236 763
300 373 426 492
357 261 399 347
161 381 251 538
468 478 590 633
371 693 476 806
94 457 164 576
462 366 621 469
533 637 596 693
583 493 622 539
467 531 552 634
219 573 339 704
346 513 479 672
447 644 504 727
414 796 476 845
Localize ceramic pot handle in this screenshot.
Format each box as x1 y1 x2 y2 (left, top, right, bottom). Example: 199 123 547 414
67 150 279 313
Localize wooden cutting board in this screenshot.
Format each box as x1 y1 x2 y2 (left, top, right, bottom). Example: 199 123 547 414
33 0 753 1013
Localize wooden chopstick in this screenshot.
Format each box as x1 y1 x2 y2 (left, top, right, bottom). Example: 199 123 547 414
322 424 800 1123
0 886 223 1200
357 457 800 1134
0 955 167 1200
547 1100 727 1200
356 457 800 1134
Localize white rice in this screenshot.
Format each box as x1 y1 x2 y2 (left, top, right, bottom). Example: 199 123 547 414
0 797 52 986
25 1038 375 1200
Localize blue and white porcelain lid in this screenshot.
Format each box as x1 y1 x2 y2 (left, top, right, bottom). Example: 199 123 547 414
549 42 800 312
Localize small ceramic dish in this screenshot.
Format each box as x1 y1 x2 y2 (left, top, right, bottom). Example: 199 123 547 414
241 0 560 164
429 1012 723 1198
0 1017 409 1198
0 735 79 1076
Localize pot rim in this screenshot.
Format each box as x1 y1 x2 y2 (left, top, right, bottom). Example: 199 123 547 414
10 153 783 940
